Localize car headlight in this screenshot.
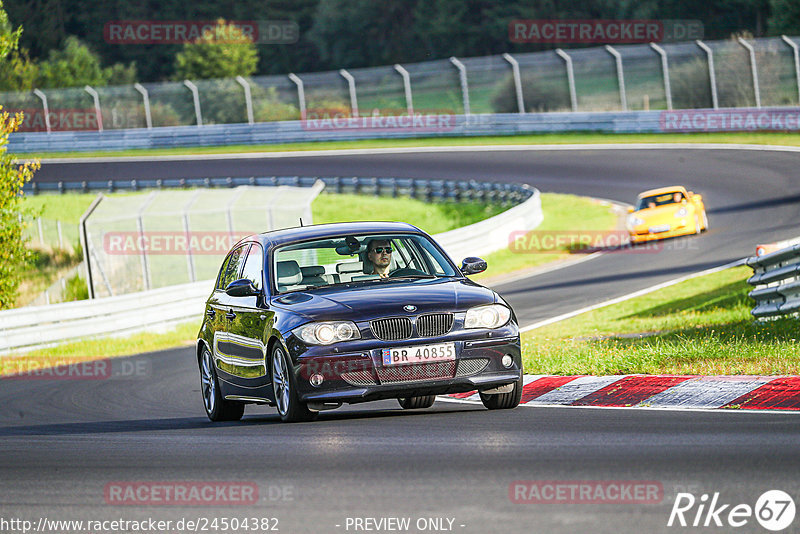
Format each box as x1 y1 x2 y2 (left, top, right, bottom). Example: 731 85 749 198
293 321 361 345
628 215 646 226
465 304 511 329
675 207 688 217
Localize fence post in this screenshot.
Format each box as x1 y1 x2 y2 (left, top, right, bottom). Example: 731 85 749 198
79 193 104 299
183 190 201 283
649 43 672 110
84 85 104 132
57 220 63 249
236 76 255 124
737 37 761 108
32 89 51 134
604 45 627 111
133 83 152 128
393 64 414 116
288 73 306 120
339 69 359 118
449 57 470 116
37 217 44 244
137 192 158 291
782 36 800 105
502 53 525 114
555 49 578 112
183 80 203 126
695 40 718 109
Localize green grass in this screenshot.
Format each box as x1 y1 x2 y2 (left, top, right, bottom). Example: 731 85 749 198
1 321 200 376
16 131 800 160
312 192 506 235
471 193 617 282
522 265 800 375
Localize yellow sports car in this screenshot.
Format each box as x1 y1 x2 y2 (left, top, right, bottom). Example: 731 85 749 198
627 186 708 244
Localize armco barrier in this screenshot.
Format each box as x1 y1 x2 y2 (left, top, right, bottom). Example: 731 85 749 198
0 182 541 353
0 109 702 153
747 244 800 318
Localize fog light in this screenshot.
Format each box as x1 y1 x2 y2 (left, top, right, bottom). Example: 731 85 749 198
501 355 513 368
310 374 324 387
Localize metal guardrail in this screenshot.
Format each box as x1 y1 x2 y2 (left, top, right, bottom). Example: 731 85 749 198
747 244 800 318
1 180 540 353
25 175 534 205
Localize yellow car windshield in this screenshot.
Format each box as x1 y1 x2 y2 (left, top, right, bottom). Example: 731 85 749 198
636 192 683 211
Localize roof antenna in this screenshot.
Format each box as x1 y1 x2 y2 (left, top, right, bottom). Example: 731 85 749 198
299 217 304 227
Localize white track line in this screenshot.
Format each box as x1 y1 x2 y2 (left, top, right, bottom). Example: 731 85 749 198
34 142 800 164
519 258 746 333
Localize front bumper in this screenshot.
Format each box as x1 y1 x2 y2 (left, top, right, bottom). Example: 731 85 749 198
289 332 522 404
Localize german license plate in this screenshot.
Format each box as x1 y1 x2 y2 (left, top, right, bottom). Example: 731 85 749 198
649 224 670 233
382 342 455 366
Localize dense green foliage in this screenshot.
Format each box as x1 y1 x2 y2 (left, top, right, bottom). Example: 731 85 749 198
174 20 258 80
3 0 792 84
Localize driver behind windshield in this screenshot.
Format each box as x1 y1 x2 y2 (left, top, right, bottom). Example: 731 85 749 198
365 239 393 278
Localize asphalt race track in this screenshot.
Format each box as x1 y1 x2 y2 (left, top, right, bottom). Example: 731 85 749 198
3 146 798 533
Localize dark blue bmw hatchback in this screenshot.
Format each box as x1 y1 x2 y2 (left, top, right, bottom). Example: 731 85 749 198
196 221 522 422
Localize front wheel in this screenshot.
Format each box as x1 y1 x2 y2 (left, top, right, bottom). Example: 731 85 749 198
480 376 523 410
271 344 317 423
200 347 245 422
398 395 436 409
702 211 709 232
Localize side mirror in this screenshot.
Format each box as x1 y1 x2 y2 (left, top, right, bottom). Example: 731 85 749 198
225 278 259 297
461 257 487 275
627 206 635 213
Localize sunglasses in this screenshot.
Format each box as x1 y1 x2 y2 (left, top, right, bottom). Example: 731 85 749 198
371 247 392 254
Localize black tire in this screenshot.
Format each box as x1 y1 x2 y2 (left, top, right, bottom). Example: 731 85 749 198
398 395 436 409
480 375 523 410
702 211 709 232
200 346 245 422
271 344 317 423
694 215 701 235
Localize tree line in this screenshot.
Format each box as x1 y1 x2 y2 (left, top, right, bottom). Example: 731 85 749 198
2 0 797 91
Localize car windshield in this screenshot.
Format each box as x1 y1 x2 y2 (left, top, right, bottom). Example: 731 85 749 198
636 192 684 211
272 232 459 293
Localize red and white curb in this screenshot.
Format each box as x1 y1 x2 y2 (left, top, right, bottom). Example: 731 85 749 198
444 375 800 411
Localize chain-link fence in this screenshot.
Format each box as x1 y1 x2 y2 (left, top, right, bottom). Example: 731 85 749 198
4 36 798 133
81 184 322 298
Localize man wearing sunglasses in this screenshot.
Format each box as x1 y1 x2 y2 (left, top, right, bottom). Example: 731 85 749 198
365 239 394 278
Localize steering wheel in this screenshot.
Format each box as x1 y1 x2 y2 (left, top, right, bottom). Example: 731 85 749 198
389 268 428 278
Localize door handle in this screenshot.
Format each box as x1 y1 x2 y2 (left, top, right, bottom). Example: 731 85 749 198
226 310 236 320
206 308 216 318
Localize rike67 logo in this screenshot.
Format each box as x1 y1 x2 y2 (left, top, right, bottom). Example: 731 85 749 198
668 490 795 531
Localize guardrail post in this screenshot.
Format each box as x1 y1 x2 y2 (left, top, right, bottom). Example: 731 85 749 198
555 49 578 112
737 37 761 108
696 40 718 109
781 36 800 105
393 64 414 116
84 85 103 132
604 45 627 111
133 83 152 129
235 76 255 124
183 80 203 126
32 89 51 134
449 57 471 116
339 69 359 118
649 43 672 110
79 193 104 299
288 73 306 120
502 53 525 114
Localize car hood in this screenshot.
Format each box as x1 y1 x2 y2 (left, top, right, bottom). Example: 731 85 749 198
271 277 496 326
633 204 686 221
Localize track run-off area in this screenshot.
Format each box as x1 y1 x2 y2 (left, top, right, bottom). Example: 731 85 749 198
3 144 799 533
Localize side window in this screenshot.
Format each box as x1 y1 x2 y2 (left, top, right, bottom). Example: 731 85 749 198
241 244 264 291
215 253 233 290
219 245 249 290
